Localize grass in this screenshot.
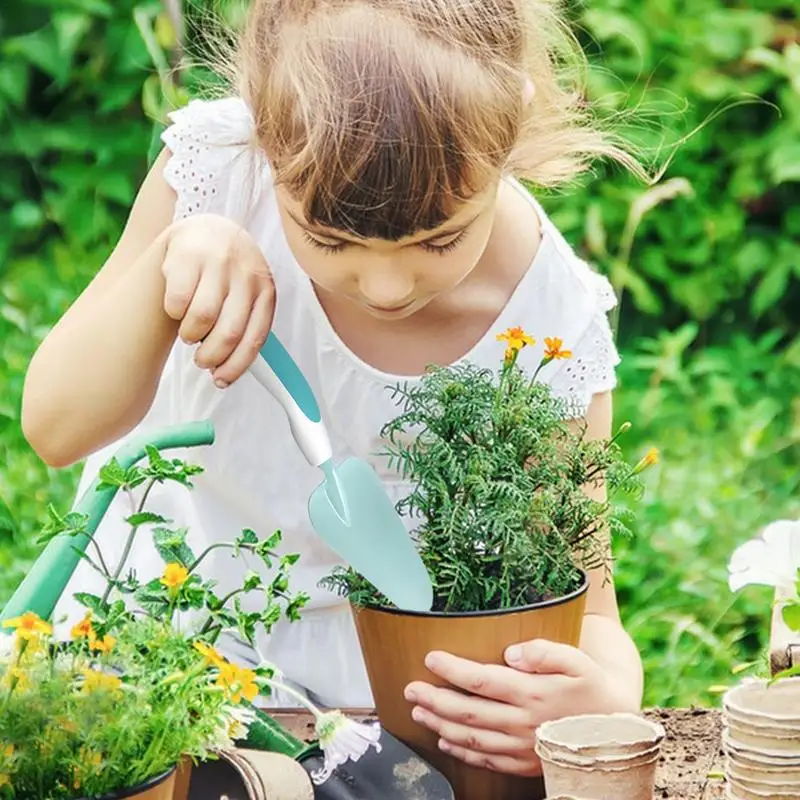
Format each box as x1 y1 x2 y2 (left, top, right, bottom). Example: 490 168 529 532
1 246 798 709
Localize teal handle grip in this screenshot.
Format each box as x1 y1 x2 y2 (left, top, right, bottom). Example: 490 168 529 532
0 420 216 626
260 332 321 423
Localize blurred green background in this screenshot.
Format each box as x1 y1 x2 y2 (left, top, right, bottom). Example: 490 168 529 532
0 0 798 707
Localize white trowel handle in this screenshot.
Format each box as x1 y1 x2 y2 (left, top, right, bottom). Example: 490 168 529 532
248 332 332 467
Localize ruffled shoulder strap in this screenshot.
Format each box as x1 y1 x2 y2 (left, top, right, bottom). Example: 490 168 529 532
160 96 270 226
543 254 622 416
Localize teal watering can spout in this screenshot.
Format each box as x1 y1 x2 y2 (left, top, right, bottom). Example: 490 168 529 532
0 420 216 627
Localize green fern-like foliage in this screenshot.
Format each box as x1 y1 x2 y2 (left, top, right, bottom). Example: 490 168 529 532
322 345 644 613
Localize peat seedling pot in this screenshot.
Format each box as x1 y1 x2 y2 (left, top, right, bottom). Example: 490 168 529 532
534 713 665 800
352 571 588 800
723 678 800 799
79 766 176 800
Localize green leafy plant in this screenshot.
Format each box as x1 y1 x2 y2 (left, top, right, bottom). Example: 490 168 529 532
38 445 309 650
324 328 652 613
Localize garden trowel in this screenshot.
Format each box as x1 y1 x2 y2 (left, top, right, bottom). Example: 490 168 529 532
248 332 433 612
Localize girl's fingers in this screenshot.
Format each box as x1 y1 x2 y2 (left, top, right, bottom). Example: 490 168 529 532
211 285 275 386
438 740 541 777
193 278 256 370
179 268 228 346
162 256 201 322
410 705 535 756
405 682 534 732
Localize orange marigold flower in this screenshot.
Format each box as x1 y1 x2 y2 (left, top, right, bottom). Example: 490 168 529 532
71 612 94 641
215 663 259 704
543 337 573 361
497 326 536 352
160 563 189 592
2 611 52 640
89 634 116 654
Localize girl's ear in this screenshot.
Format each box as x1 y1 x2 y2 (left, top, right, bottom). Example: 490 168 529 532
522 76 536 106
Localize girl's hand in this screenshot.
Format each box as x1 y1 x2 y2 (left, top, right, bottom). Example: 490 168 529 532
161 213 275 386
404 639 634 777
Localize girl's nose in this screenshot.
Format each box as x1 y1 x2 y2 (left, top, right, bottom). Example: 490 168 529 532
358 264 415 309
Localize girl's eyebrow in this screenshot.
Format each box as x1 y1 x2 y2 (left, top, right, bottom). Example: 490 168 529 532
287 209 481 244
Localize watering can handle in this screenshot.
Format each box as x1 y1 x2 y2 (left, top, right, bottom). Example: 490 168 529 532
0 420 216 626
249 332 332 468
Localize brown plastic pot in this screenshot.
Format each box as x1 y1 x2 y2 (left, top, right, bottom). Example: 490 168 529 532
172 758 192 800
81 767 176 800
351 571 588 800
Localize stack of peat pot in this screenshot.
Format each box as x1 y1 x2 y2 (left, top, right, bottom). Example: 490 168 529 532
723 678 800 800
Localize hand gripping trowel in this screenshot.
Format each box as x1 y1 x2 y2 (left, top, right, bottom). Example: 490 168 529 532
248 332 433 613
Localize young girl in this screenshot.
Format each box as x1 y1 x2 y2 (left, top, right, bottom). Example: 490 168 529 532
23 0 644 777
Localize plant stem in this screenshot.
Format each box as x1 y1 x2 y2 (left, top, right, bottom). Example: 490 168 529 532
188 542 246 575
198 588 247 635
101 479 157 606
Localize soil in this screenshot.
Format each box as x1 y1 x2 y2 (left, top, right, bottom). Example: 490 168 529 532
272 706 728 799
645 708 725 800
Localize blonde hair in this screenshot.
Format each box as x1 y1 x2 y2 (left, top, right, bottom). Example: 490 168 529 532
221 0 641 239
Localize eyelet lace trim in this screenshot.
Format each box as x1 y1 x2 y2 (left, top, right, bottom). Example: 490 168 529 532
549 270 621 414
160 97 265 224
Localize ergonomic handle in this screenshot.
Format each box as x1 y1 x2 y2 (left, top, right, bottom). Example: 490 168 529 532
0 420 216 627
249 332 332 467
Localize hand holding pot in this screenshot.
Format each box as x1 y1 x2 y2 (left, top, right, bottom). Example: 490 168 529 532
404 638 632 776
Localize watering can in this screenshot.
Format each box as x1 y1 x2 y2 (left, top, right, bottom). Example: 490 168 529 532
0 420 453 799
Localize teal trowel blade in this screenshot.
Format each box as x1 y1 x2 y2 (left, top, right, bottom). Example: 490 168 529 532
308 458 433 612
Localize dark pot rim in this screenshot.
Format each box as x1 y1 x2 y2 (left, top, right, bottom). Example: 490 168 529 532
355 568 589 619
79 765 176 800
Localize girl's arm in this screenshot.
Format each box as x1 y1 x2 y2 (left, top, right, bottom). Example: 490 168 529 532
22 149 180 467
574 389 644 709
22 148 275 467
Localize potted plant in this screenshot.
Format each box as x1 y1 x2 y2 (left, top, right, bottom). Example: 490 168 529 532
322 328 649 800
0 426 381 798
724 519 800 799
0 611 237 800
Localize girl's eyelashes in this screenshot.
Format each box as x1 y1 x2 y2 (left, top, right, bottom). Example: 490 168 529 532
418 231 467 255
302 229 466 256
302 231 347 254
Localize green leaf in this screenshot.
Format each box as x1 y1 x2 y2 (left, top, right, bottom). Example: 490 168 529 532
134 582 170 616
782 603 800 633
242 571 262 592
126 511 168 527
73 592 109 618
97 458 129 488
236 529 259 546
752 263 790 318
0 495 18 538
151 527 195 567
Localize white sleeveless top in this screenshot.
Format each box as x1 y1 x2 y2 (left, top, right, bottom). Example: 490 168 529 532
54 97 621 708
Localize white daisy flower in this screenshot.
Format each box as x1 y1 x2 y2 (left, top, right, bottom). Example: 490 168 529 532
310 710 382 785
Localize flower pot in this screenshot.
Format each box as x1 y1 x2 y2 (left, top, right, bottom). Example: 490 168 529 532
172 758 192 800
534 713 664 800
727 773 800 800
351 571 588 800
723 679 800 729
81 767 176 800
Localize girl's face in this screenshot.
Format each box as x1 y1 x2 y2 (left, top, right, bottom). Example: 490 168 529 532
276 184 500 320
